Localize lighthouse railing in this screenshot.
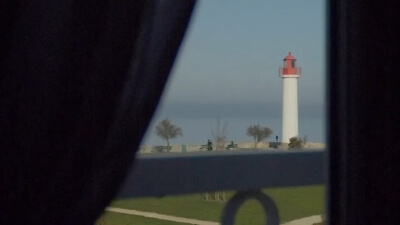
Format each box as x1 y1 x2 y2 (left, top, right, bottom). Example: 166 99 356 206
279 67 302 77
115 149 326 225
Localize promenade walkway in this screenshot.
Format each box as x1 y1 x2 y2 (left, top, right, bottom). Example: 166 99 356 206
106 207 322 225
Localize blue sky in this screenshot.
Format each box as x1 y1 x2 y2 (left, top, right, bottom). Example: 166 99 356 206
143 1 326 144
159 0 325 112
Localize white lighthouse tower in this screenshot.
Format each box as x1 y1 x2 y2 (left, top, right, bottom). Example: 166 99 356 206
279 52 301 144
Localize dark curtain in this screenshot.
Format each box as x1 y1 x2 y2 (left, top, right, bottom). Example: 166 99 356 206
328 0 400 224
0 1 196 224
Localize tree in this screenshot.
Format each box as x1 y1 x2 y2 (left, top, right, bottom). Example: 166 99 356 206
246 124 273 148
288 135 308 149
211 114 228 150
155 119 182 147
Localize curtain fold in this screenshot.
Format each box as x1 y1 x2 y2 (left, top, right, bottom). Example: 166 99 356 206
0 1 196 224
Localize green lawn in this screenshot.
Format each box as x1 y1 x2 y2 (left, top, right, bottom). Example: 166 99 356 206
98 185 324 225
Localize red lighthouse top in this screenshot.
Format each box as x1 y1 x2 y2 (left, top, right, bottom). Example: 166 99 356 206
284 52 296 60
279 52 301 77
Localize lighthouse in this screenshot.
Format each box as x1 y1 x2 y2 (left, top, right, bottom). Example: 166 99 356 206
279 52 301 144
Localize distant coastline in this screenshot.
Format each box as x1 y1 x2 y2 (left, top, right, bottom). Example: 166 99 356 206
138 141 326 153
141 116 325 146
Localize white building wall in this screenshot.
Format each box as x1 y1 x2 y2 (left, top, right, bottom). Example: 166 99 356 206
282 76 299 143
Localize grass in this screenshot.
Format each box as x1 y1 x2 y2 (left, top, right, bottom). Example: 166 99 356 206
98 185 324 225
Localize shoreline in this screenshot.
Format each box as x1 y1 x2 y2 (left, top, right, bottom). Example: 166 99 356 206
138 141 326 153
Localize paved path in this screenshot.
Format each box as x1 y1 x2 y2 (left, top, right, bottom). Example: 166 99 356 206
281 215 322 225
106 207 219 225
106 207 322 225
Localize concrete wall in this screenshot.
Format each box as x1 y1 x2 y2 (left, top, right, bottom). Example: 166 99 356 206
138 141 325 153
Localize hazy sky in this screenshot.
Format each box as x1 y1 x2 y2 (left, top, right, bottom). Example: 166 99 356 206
155 0 326 118
144 1 326 144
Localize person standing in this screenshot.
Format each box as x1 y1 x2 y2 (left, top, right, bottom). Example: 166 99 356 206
207 139 213 151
